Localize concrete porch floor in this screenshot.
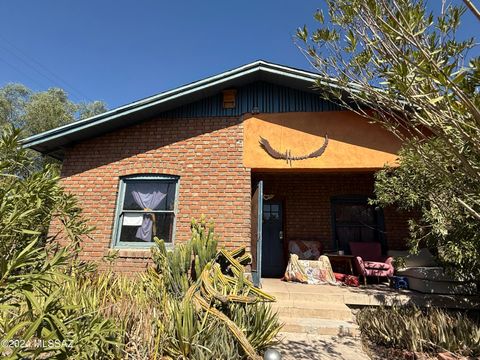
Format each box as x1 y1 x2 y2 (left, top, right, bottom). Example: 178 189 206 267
262 278 480 309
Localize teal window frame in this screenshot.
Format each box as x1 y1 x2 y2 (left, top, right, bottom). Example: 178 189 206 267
111 174 179 249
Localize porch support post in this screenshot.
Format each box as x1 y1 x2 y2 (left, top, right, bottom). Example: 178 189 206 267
251 180 263 287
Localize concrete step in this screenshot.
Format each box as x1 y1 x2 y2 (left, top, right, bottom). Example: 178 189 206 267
268 290 347 303
272 300 353 321
279 317 359 336
268 289 380 306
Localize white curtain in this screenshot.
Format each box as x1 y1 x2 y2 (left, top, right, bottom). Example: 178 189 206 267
130 182 168 241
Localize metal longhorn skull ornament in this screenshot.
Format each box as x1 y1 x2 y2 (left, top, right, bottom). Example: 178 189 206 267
259 134 329 166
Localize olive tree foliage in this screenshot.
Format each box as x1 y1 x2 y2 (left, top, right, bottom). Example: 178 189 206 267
0 83 107 169
0 83 107 137
297 0 479 279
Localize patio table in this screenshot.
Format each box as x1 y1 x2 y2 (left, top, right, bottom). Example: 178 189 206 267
325 254 356 275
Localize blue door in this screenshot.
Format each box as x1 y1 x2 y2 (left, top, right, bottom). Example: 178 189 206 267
262 200 285 278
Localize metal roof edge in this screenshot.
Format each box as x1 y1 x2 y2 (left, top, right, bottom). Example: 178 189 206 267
22 60 320 148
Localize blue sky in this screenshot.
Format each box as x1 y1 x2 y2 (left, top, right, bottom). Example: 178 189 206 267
0 1 477 109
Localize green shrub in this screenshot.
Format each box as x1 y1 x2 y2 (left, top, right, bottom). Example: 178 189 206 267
0 125 117 359
0 127 281 359
0 241 120 359
0 126 91 260
357 306 480 357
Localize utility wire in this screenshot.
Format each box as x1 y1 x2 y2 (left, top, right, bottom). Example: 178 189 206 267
0 34 93 102
0 55 49 90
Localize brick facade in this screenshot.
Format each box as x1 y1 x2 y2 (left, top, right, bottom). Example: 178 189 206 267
255 172 410 252
60 116 251 273
58 115 411 273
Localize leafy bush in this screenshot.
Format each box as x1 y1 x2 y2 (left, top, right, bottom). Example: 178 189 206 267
0 126 116 359
357 306 480 357
0 126 91 259
374 141 480 281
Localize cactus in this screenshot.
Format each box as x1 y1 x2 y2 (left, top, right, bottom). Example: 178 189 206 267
190 217 218 279
151 216 280 360
152 238 192 298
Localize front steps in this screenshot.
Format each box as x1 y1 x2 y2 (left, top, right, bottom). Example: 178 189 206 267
272 300 353 321
263 279 359 336
279 317 359 336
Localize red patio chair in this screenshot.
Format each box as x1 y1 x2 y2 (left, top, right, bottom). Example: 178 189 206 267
349 242 394 286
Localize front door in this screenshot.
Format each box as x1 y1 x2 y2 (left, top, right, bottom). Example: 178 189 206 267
261 200 284 278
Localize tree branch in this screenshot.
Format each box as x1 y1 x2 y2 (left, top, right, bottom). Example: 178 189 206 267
463 0 480 21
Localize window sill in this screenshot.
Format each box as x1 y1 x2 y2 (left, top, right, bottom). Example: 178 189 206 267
111 248 152 259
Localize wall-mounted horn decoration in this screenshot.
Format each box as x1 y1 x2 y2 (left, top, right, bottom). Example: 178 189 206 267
263 194 275 201
259 135 329 166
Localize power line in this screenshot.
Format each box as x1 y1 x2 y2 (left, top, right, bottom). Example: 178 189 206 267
0 55 49 90
0 34 93 102
0 38 89 102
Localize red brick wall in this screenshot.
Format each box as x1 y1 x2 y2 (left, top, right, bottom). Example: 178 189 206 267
254 172 410 252
60 116 251 273
57 115 411 274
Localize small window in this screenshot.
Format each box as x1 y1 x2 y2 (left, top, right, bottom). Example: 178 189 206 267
112 175 179 248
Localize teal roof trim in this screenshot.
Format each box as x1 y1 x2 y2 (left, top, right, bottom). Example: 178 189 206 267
21 60 346 159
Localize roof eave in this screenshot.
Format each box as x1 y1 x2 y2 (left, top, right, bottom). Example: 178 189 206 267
22 60 345 159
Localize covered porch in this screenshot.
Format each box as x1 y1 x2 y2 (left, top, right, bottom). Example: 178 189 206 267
250 171 411 283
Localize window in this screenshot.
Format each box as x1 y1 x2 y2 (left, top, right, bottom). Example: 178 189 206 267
112 175 179 248
263 204 280 221
331 196 385 252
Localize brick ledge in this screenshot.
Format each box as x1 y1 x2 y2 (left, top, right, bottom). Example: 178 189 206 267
111 249 152 259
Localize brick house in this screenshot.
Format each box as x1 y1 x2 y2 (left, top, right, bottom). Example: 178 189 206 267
23 61 410 281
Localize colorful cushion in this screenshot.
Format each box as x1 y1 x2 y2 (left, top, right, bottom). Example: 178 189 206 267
288 240 323 260
334 272 359 287
364 261 392 270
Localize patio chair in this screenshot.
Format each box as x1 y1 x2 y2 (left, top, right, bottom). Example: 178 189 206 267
349 242 394 286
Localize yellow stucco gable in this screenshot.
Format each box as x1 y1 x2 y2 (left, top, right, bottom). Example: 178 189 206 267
243 112 401 170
